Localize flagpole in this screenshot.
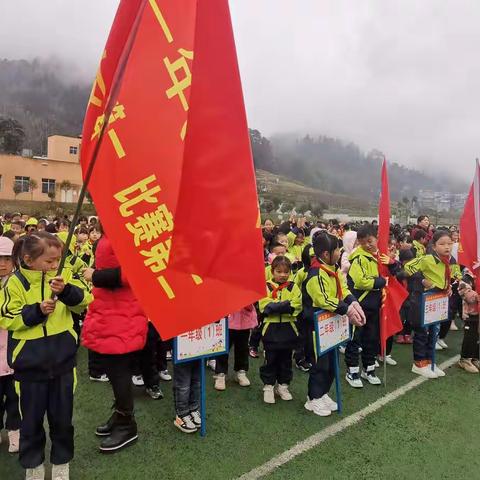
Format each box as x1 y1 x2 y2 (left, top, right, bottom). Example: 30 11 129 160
54 1 148 280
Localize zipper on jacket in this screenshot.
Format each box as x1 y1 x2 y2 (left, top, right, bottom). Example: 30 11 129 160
41 272 47 334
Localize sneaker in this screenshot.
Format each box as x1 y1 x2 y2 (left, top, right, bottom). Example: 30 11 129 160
26 464 45 480
99 413 138 452
458 358 479 373
304 397 332 417
51 463 69 480
471 359 480 370
235 370 251 387
275 384 293 401
321 394 338 412
174 415 197 433
433 365 446 377
295 359 312 372
437 339 448 349
207 359 216 371
435 341 443 351
412 361 437 379
404 334 413 344
146 385 164 399
249 347 259 358
132 375 144 386
263 384 275 404
374 360 380 368
214 373 226 391
361 366 382 385
345 367 363 388
89 374 109 382
159 370 172 381
339 345 346 354
166 351 172 361
379 355 397 366
396 335 406 344
7 429 19 453
190 410 201 428
450 320 459 331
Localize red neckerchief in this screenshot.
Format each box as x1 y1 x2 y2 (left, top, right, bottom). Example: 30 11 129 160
269 282 291 299
439 255 451 290
311 258 343 300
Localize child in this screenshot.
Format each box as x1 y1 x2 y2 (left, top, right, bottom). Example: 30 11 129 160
303 232 366 416
411 230 428 258
405 230 455 378
456 270 479 373
0 237 20 453
173 359 201 433
345 224 387 387
0 232 92 480
396 249 416 344
287 228 307 273
214 306 257 390
258 256 302 404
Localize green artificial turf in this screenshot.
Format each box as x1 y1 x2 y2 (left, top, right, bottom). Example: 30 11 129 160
1 329 477 480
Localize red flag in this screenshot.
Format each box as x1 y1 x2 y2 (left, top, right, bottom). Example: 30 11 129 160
458 160 480 291
378 159 408 356
80 0 265 338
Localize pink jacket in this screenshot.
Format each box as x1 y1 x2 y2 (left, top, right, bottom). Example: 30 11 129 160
0 329 13 377
228 305 258 330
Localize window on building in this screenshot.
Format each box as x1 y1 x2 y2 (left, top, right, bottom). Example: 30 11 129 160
41 178 56 194
69 146 78 155
14 176 30 193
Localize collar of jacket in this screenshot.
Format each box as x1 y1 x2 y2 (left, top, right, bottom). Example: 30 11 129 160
18 266 55 285
348 247 376 262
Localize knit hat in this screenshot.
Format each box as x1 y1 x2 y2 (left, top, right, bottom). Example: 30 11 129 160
0 237 14 256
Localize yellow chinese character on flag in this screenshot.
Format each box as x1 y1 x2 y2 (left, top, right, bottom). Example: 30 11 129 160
114 175 161 217
126 204 174 246
141 238 172 273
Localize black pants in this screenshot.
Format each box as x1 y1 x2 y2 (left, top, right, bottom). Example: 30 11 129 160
345 309 379 369
173 362 200 417
308 332 335 400
249 325 262 350
461 316 479 359
157 338 173 372
18 371 74 469
215 329 250 374
413 324 439 362
138 323 160 388
293 316 314 364
400 305 412 336
0 374 21 430
98 352 136 413
88 349 105 377
260 348 293 385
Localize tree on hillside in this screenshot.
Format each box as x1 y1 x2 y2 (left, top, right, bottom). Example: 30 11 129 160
0 117 25 154
249 129 276 172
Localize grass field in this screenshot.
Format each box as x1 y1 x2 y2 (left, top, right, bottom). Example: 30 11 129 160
1 329 478 480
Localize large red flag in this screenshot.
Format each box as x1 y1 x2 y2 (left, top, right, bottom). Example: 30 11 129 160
80 0 265 338
458 160 480 291
378 159 408 356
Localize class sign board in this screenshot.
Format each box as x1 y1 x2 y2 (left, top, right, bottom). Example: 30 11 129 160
174 318 228 363
421 292 449 326
314 310 350 355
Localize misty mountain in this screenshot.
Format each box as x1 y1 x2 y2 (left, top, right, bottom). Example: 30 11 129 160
250 129 468 202
0 58 89 154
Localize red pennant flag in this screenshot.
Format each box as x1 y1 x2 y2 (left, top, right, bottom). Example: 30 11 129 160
458 160 480 291
378 159 408 356
80 0 265 338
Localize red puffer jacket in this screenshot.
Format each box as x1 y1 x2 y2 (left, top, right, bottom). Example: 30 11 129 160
81 236 148 354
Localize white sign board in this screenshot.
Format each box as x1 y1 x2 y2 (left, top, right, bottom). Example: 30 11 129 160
315 311 350 354
422 292 449 326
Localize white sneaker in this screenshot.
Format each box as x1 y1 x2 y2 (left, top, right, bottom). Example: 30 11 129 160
437 339 448 349
159 370 172 381
339 346 346 354
166 351 172 361
361 366 382 385
374 360 380 368
321 394 338 412
379 355 397 366
435 341 444 351
214 373 226 391
411 363 438 379
132 375 144 386
263 384 275 404
8 429 19 453
52 463 69 480
275 384 293 401
433 365 446 377
26 464 45 480
345 366 363 388
235 370 251 387
207 359 216 371
450 321 458 331
89 374 109 382
304 397 332 416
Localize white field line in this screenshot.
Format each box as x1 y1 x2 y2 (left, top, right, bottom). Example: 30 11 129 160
237 355 460 480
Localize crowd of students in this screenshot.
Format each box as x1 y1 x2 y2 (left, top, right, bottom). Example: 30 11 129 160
0 212 478 480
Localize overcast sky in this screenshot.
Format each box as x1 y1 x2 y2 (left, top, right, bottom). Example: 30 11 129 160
0 0 478 182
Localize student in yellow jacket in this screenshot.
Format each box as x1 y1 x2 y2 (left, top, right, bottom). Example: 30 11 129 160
258 256 302 404
405 230 457 379
0 232 92 479
303 232 366 416
411 230 428 258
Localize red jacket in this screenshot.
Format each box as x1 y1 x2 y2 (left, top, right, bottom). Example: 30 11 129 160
81 236 148 354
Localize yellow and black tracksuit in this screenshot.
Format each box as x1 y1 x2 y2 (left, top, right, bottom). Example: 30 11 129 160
303 261 356 399
405 253 455 362
258 281 302 385
345 248 386 369
412 240 426 258
0 267 92 469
